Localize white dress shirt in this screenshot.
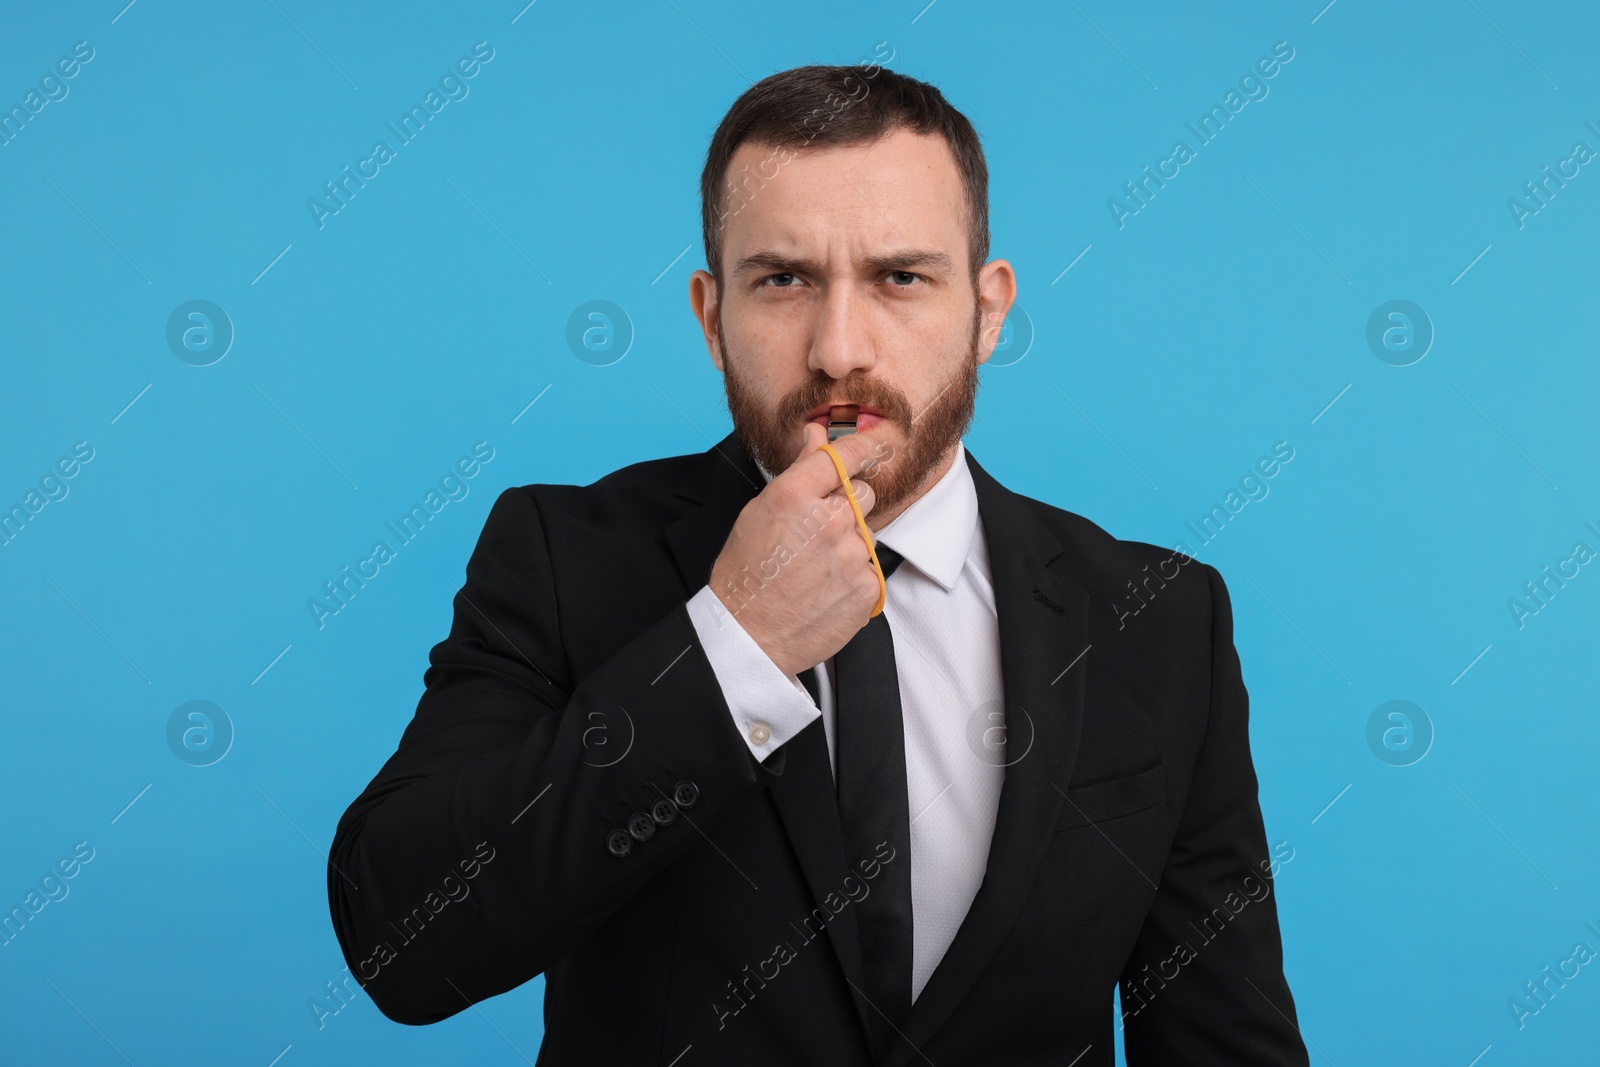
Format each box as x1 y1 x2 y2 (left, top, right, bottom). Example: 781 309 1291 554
684 440 1004 1003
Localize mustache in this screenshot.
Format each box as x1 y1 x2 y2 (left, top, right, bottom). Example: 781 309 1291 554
773 375 913 428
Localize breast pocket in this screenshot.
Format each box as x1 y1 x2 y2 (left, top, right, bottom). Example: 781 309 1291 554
1052 762 1166 833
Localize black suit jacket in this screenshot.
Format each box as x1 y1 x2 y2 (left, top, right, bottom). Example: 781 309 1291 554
327 433 1310 1066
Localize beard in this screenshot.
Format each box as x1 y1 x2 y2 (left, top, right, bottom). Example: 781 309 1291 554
718 302 982 519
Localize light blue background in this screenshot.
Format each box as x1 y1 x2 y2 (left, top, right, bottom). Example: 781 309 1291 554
2 1 1596 1064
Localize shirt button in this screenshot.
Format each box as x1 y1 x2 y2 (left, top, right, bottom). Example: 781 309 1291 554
749 723 772 745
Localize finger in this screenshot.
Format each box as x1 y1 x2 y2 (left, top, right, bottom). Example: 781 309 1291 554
822 473 874 525
784 428 884 501
850 478 876 516
793 420 825 466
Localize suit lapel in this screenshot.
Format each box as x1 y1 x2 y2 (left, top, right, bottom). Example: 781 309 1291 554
765 673 879 1045
880 448 1090 1067
663 432 880 1047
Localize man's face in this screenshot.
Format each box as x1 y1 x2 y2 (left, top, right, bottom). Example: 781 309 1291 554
690 126 1015 520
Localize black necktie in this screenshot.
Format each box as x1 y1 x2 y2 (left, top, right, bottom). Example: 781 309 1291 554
832 544 912 1056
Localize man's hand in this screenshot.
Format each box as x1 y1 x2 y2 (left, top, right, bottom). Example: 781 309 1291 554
709 423 890 677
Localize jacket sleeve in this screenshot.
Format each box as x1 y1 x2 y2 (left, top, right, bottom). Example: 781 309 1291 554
684 583 822 761
326 485 777 1025
1119 563 1311 1066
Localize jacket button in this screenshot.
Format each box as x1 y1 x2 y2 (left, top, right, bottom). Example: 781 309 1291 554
673 781 699 810
628 811 656 841
606 829 633 858
651 798 678 826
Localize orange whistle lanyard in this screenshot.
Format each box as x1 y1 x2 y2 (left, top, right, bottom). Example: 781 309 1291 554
815 442 888 618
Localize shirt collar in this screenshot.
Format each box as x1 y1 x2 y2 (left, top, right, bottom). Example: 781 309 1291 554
753 439 977 593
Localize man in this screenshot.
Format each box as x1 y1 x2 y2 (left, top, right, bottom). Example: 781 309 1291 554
328 63 1310 1066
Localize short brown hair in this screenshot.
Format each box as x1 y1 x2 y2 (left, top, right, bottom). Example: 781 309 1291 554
699 63 989 287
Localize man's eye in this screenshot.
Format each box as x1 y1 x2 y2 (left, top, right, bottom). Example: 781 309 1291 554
888 271 922 286
762 273 799 288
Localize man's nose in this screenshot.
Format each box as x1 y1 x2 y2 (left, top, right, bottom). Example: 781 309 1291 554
807 289 877 380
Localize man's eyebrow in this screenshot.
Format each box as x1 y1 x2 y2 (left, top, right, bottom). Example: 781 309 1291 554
731 250 819 278
731 247 954 279
861 248 954 276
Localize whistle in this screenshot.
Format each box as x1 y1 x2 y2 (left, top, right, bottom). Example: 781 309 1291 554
826 404 860 442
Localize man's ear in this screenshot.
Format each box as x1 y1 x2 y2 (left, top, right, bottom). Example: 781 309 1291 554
974 258 1018 367
688 269 723 371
